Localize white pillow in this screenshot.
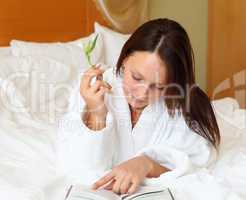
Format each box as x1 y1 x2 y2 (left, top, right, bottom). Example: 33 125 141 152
0 55 79 123
10 33 105 71
94 22 130 68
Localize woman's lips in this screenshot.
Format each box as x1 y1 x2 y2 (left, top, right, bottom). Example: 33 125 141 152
130 93 147 103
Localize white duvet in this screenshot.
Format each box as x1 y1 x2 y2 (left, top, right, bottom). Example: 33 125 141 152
0 51 245 200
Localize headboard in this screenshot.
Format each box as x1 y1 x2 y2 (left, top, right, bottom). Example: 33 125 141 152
0 0 108 46
208 0 246 108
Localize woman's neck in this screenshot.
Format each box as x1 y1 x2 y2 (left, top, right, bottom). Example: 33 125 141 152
130 106 142 114
129 105 144 128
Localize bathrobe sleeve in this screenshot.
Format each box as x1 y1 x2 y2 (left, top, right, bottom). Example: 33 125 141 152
135 114 216 186
56 80 116 186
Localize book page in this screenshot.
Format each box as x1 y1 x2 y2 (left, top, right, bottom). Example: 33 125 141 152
121 185 168 200
66 184 170 200
67 184 121 200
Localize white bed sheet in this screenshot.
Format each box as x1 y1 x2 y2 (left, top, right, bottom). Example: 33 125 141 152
0 54 79 200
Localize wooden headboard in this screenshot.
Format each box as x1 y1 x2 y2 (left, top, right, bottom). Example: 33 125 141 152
0 0 108 46
208 0 246 108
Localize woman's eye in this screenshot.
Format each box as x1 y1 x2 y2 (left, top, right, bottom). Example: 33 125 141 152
156 87 164 91
149 84 164 91
155 86 165 91
132 75 141 81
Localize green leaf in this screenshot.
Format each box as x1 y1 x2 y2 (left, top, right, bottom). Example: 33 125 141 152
86 41 92 53
82 34 99 66
90 34 98 52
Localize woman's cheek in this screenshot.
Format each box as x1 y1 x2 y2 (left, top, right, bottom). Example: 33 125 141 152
124 78 136 93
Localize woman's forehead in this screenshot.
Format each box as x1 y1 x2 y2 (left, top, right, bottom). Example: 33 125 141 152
125 51 166 84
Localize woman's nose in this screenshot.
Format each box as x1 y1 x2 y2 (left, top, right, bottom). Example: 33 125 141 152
135 83 149 100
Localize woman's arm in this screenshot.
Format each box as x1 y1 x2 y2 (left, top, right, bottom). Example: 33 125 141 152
134 115 214 186
56 108 116 184
56 68 116 185
92 155 170 194
145 155 170 178
82 106 107 131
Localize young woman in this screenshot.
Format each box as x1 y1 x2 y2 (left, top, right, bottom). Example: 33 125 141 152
57 18 220 195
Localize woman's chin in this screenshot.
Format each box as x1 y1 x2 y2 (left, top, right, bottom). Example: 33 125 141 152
124 93 148 110
129 100 147 110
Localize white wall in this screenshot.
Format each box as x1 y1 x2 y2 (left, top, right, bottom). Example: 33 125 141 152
149 0 208 90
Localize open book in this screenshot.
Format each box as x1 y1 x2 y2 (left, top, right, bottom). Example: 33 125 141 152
65 184 174 200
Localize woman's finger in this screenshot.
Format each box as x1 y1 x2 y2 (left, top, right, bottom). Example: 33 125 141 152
95 86 110 97
103 179 116 190
91 81 111 93
119 176 132 194
90 80 102 93
81 68 105 90
127 180 139 195
104 81 112 90
92 172 115 190
99 81 112 90
112 176 125 194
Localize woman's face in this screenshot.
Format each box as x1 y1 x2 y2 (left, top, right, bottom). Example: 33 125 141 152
122 51 166 110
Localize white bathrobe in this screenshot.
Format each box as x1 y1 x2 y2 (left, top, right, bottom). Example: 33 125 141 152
56 67 214 187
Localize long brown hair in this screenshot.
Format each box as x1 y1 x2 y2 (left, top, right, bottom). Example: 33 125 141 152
116 18 220 148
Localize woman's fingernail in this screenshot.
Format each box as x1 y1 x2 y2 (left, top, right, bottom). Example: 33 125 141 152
95 63 101 68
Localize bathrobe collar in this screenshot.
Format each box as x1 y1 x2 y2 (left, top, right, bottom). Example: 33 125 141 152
107 73 169 161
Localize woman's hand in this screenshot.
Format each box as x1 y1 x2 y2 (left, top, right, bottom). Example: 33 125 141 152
92 155 153 195
80 66 112 130
80 66 111 117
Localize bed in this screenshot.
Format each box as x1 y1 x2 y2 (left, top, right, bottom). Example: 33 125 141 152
0 47 10 58
0 1 246 200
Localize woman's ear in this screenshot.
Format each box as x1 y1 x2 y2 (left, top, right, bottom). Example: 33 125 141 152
119 65 125 78
122 64 125 72
120 59 127 76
